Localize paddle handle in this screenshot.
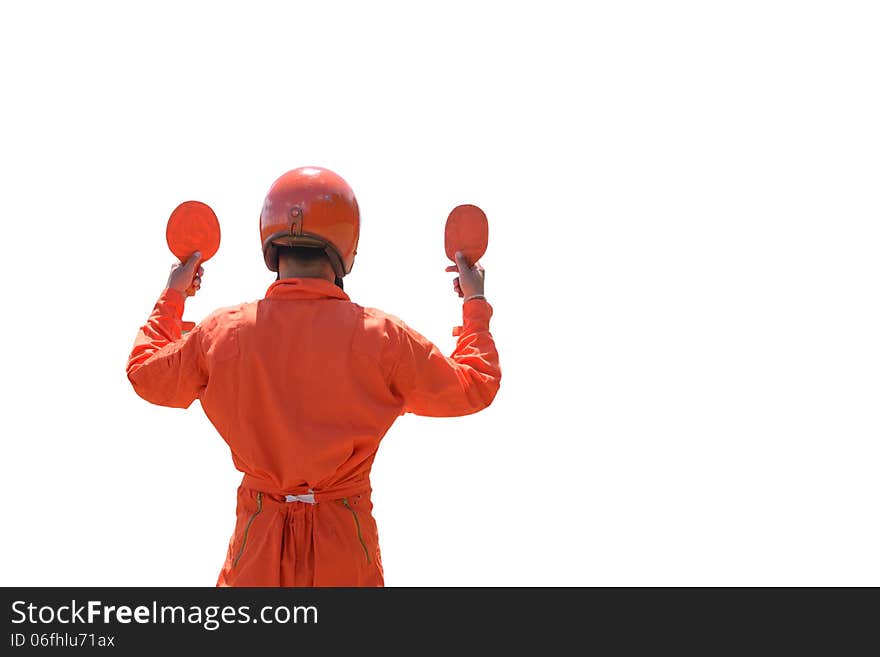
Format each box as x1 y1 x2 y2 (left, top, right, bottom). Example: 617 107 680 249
181 254 203 297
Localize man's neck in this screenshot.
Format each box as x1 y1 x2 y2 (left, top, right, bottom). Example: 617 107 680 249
276 268 335 283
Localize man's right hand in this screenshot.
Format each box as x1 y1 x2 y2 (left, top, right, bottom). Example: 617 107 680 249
167 251 204 297
445 251 485 299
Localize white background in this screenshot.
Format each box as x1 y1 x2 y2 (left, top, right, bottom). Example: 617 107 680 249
1 1 878 587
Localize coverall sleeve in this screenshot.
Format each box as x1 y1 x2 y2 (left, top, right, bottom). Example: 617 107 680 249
126 288 207 409
391 298 501 417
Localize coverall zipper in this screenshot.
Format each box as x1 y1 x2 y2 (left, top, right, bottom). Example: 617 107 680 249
233 492 263 568
342 497 371 564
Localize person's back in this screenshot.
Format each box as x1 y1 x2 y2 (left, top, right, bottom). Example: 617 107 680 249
126 167 501 586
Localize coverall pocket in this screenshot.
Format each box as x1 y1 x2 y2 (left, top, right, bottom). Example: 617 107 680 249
232 492 263 568
341 497 372 564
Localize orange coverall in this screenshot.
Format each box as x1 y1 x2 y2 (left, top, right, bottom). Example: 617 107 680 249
126 277 501 586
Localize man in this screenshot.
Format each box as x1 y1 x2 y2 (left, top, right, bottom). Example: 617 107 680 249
126 166 501 586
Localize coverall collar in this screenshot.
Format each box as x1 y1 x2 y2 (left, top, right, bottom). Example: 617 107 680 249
265 277 351 302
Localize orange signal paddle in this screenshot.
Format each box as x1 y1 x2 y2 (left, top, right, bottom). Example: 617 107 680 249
165 200 221 332
166 200 221 263
444 204 488 268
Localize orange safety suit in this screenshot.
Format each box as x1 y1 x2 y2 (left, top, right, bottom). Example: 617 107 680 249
126 277 501 586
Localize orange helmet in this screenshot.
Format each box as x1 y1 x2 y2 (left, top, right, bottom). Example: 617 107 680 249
259 166 360 276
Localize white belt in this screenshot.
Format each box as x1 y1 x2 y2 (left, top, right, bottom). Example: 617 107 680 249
285 491 316 504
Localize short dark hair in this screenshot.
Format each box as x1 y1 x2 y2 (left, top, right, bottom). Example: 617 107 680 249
276 245 330 264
